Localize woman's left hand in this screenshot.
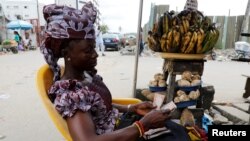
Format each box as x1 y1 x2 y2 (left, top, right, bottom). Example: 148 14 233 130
132 101 156 116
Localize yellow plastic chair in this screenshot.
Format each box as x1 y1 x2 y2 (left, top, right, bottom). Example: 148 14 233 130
36 64 141 141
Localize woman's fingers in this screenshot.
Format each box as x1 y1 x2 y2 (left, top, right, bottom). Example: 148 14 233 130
160 109 171 115
145 101 157 109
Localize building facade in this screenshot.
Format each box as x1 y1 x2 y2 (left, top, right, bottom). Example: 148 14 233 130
0 0 45 46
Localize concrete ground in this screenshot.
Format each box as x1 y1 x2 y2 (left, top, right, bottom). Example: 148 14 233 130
0 49 249 140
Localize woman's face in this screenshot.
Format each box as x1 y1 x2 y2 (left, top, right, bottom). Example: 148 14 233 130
67 39 98 71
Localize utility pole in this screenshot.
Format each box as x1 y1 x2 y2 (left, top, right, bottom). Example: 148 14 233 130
36 0 41 46
132 0 143 97
76 0 78 9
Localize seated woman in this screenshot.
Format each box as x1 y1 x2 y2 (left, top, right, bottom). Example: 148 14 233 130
23 32 32 50
41 3 174 141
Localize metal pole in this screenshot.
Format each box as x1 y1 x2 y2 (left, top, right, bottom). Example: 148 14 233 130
132 0 143 97
2 10 7 38
36 0 41 46
76 0 78 9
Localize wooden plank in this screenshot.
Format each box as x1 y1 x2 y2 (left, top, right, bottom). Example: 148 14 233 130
226 16 237 48
215 16 225 49
159 53 205 60
171 60 204 75
235 16 244 41
167 74 176 103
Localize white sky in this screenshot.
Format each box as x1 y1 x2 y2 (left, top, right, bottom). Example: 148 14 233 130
39 0 249 33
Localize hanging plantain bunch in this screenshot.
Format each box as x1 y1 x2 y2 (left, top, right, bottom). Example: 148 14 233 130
148 9 220 54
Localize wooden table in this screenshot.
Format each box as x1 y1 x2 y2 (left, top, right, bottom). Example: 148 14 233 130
158 53 206 126
159 53 206 103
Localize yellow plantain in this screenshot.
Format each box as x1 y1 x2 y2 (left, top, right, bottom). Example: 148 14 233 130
181 16 187 33
185 19 190 32
172 18 177 26
164 15 169 34
182 20 187 33
163 16 166 34
170 29 181 52
173 30 181 48
147 36 157 51
196 28 205 53
160 33 168 52
181 32 192 53
166 30 173 51
179 25 185 35
185 31 198 53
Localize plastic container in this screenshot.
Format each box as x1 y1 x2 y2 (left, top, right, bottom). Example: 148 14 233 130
149 86 167 92
175 100 197 108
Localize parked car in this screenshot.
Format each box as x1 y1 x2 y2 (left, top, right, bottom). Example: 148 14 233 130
103 33 121 51
125 34 136 46
110 32 126 48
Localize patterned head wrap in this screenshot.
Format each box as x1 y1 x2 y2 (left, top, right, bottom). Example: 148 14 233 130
40 2 97 81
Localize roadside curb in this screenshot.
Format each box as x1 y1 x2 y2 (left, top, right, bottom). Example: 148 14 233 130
212 105 249 124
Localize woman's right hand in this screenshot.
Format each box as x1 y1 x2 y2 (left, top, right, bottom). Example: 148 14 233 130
139 109 171 131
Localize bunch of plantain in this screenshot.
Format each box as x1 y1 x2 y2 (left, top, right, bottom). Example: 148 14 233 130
184 30 198 54
148 35 157 51
170 27 181 53
196 28 205 53
150 9 219 54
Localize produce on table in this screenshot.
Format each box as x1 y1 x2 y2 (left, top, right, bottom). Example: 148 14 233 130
181 71 192 82
149 73 166 87
188 90 200 100
178 79 191 87
154 73 165 81
177 90 187 97
191 79 201 86
149 80 158 87
148 9 219 54
2 39 18 47
177 71 201 87
174 89 200 103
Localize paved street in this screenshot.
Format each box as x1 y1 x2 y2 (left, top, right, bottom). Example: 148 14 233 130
0 50 250 140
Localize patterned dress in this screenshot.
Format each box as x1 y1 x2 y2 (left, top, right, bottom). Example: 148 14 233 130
48 74 119 135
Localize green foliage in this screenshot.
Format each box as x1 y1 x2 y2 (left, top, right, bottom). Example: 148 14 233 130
100 24 109 34
2 40 11 45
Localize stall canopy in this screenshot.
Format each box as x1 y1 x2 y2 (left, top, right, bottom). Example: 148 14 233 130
6 20 33 30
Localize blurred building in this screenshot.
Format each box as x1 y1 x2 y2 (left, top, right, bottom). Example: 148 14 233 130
0 0 45 46
142 4 169 41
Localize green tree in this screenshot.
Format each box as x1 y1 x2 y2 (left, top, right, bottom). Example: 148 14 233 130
100 24 109 34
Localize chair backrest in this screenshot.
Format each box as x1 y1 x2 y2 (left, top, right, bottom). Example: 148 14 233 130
36 64 142 141
36 64 72 141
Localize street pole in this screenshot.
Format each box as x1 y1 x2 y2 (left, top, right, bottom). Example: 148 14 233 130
132 0 143 97
76 0 78 9
36 0 41 46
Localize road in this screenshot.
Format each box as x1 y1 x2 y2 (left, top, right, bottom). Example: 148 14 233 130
0 50 249 140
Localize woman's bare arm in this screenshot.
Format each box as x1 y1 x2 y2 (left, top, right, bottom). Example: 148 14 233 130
66 110 140 141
